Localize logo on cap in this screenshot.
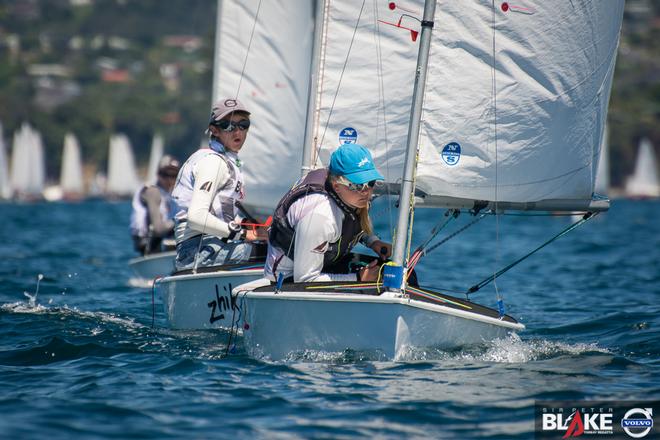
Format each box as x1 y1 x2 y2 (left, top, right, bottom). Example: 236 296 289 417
339 127 358 145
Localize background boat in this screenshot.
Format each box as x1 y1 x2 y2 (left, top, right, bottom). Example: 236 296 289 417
145 134 164 185
9 123 45 202
0 122 11 200
105 133 141 199
624 138 660 198
44 133 86 202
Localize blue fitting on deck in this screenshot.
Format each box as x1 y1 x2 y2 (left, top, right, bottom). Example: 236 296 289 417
497 298 505 318
383 264 404 290
275 272 284 292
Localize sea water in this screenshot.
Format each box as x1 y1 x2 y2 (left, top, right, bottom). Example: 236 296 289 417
1 199 658 439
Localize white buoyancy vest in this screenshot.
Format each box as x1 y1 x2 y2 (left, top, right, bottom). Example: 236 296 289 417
172 141 243 227
129 185 175 238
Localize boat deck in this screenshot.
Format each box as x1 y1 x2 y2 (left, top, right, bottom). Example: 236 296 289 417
253 281 519 324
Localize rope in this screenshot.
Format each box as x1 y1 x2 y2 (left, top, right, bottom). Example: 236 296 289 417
373 2 395 237
151 278 157 328
234 0 262 99
408 212 486 274
193 1 263 274
411 209 459 255
316 0 367 163
466 212 598 296
224 290 239 357
490 0 502 316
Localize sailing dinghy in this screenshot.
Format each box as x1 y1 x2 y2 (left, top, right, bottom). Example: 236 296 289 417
624 138 660 199
229 0 623 360
127 135 176 286
154 0 316 326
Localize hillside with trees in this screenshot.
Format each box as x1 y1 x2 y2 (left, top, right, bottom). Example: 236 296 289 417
0 0 658 188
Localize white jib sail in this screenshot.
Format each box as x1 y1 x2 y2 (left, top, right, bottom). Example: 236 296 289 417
106 133 140 196
60 133 84 194
146 134 164 185
625 138 660 198
213 0 316 216
0 122 11 199
311 1 623 210
10 123 45 197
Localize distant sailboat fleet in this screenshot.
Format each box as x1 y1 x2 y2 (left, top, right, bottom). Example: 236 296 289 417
0 122 176 202
0 121 657 201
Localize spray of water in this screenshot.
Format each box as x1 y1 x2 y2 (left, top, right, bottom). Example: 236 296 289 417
23 273 43 308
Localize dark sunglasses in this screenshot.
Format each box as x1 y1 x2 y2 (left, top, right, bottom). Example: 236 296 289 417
213 118 251 132
341 179 378 192
159 171 178 179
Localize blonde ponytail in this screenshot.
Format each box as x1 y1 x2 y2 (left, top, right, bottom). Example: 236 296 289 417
358 206 373 235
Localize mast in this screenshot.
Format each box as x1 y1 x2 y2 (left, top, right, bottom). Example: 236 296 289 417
391 0 437 275
301 0 327 177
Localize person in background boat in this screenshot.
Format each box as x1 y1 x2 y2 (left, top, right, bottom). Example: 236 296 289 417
171 98 268 271
266 143 392 283
130 155 181 255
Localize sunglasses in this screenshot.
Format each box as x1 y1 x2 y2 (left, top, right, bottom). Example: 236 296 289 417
213 118 251 132
338 179 378 192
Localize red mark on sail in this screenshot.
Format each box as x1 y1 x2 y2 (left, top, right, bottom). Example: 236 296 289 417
379 14 419 41
379 19 418 41
501 2 535 15
388 2 416 14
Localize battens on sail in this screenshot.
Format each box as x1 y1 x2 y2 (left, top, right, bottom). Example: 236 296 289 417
312 1 623 212
213 0 315 216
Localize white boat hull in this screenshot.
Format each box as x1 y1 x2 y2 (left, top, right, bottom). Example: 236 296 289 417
234 284 525 360
155 268 264 329
128 251 176 286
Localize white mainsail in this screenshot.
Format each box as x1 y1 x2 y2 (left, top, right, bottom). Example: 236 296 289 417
311 1 623 211
10 123 45 199
625 138 660 198
146 133 164 184
60 133 85 196
106 133 141 197
213 0 315 215
0 122 11 199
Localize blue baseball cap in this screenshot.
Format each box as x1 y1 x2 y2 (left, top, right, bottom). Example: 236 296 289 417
328 144 384 184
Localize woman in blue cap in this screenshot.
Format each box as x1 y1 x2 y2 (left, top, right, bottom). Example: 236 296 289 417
266 143 391 283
